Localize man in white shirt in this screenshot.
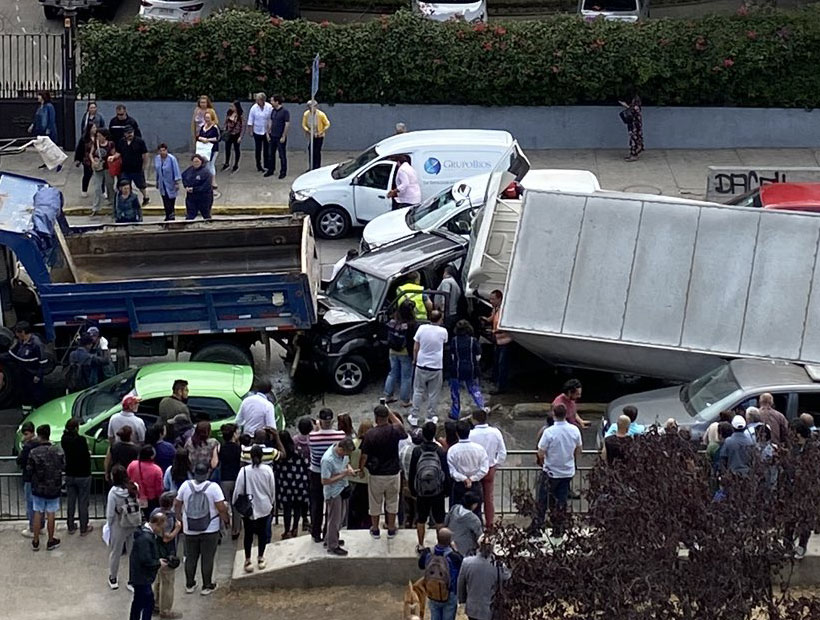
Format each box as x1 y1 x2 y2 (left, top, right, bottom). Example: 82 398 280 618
108 394 146 444
235 379 277 436
447 420 489 521
410 310 449 427
387 154 421 209
469 408 507 529
530 404 582 537
247 92 273 173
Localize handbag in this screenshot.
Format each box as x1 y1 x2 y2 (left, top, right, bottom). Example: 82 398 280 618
107 154 122 177
233 468 254 519
195 140 214 161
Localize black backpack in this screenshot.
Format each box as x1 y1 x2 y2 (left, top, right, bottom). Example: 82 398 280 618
387 320 408 352
415 447 445 497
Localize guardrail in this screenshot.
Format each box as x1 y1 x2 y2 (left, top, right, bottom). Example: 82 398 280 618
0 450 602 522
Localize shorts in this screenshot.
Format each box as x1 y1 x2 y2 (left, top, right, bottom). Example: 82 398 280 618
368 473 401 516
120 170 147 189
415 495 446 525
32 495 60 514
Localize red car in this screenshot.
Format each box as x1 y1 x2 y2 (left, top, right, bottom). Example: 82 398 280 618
728 182 820 213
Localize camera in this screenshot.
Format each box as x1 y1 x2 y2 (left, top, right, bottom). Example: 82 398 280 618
379 397 387 406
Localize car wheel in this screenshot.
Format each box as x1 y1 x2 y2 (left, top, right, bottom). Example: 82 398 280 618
315 206 350 240
331 355 369 395
191 342 254 368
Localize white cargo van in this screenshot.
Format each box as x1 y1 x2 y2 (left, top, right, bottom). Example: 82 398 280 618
289 130 519 239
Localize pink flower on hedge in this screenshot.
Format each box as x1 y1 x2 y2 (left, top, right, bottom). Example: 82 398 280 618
694 36 707 51
551 65 560 74
222 40 230 48
248 45 257 56
658 38 670 46
482 41 493 51
257 75 267 82
319 61 326 68
746 30 757 40
270 16 283 26
320 20 330 27
494 26 507 36
473 22 487 32
137 24 149 33
723 58 734 68
336 88 344 96
293 39 302 47
242 65 253 72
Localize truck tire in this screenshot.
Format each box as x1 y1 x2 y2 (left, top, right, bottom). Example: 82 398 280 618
0 326 15 353
191 342 254 368
315 206 351 240
0 362 22 409
43 5 61 19
331 354 369 395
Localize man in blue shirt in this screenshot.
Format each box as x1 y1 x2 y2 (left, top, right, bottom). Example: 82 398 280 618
266 95 290 179
321 438 357 556
720 415 755 475
605 405 645 437
418 527 463 620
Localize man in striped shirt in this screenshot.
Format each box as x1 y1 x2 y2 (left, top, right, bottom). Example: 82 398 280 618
308 409 346 543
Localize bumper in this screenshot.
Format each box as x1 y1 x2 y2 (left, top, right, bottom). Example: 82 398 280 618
289 192 322 218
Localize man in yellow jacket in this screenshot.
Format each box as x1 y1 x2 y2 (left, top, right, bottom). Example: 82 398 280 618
302 100 330 171
395 272 431 320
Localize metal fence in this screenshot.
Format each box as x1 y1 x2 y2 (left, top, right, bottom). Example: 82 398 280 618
0 450 599 522
0 33 65 99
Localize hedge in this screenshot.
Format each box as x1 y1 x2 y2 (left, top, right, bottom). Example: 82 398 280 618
78 8 820 107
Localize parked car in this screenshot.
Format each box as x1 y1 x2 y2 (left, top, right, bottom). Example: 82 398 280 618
413 0 487 22
602 359 820 442
138 0 238 22
41 0 121 19
578 0 648 21
727 182 820 214
14 361 284 461
360 173 489 252
289 130 524 239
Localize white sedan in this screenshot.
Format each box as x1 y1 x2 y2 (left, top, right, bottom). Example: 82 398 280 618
138 0 242 22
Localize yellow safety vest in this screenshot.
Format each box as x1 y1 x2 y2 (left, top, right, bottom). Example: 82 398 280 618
396 283 427 320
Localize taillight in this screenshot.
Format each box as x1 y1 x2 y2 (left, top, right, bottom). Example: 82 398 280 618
180 3 204 10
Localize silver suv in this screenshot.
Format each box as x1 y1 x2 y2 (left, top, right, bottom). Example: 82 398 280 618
603 359 820 441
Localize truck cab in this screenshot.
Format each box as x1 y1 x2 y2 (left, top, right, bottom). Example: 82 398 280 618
303 230 468 394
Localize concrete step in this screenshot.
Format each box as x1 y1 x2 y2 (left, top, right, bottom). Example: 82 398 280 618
231 529 437 590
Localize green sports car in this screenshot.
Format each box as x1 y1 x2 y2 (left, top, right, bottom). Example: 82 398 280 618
14 362 284 459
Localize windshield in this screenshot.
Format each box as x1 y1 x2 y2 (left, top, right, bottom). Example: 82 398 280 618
326 266 387 317
583 0 637 10
72 368 138 423
682 364 742 419
332 147 379 180
727 189 763 208
407 188 468 230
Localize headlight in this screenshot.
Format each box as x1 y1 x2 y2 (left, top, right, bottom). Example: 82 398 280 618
293 189 316 201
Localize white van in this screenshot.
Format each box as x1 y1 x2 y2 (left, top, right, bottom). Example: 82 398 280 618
413 0 487 22
289 130 518 239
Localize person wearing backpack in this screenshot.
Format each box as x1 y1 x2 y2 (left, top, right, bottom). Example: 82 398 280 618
383 303 415 407
173 462 229 596
408 421 451 555
106 464 143 590
66 333 107 392
418 527 463 620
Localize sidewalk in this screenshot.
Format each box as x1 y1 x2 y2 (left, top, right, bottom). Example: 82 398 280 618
3 148 820 214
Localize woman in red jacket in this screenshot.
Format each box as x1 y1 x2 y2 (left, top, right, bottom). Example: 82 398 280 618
127 446 164 522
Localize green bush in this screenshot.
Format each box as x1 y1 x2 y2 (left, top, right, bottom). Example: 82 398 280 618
78 8 820 107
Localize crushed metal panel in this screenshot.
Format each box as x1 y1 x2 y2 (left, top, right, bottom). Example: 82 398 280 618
562 195 642 339
621 201 699 346
681 207 758 353
741 213 820 360
500 193 586 333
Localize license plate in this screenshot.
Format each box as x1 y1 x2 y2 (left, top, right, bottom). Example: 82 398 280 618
156 7 174 14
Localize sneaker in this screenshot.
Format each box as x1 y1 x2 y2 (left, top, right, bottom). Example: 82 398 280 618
200 583 218 596
312 536 323 544
80 191 88 198
407 414 419 427
278 173 286 179
387 530 397 539
243 560 253 573
142 196 150 206
415 544 427 555
185 584 197 594
327 546 348 556
108 576 119 590
80 525 95 537
427 416 439 425
232 166 238 173
20 528 33 538
221 163 230 171
126 584 134 593
46 538 61 551
32 539 40 552
795 545 807 560
369 528 381 540
257 557 266 570
67 527 77 535
323 539 345 547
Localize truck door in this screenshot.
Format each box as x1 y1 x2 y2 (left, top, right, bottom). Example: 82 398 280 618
352 161 396 224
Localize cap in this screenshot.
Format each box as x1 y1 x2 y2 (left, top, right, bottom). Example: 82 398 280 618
731 415 746 430
318 409 333 421
122 394 141 410
123 125 134 133
86 326 100 336
193 462 209 482
170 413 191 425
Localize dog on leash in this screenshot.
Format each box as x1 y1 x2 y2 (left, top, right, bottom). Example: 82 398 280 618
403 579 426 619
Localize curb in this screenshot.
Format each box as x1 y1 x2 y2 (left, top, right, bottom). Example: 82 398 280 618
63 205 291 217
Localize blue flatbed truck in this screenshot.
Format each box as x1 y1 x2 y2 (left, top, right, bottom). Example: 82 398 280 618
0 171 320 406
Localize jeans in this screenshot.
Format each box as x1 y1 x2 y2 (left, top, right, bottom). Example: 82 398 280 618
242 515 269 560
385 353 413 403
253 133 269 171
309 136 324 170
160 194 176 220
493 344 510 391
153 563 175 615
184 531 219 588
428 591 458 620
309 471 325 541
65 475 91 532
206 151 217 180
268 137 287 175
411 367 443 421
531 473 571 536
223 133 241 168
129 584 154 620
449 378 485 420
24 481 33 529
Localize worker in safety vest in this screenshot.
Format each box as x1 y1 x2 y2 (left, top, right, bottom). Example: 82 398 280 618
395 271 431 320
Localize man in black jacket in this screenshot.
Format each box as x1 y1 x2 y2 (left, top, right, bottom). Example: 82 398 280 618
130 511 166 620
26 424 64 552
61 417 93 535
408 421 451 555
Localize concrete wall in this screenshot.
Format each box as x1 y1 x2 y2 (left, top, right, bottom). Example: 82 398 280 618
78 101 820 152
705 166 820 201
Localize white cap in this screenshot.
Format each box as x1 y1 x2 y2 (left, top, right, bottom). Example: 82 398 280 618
731 415 746 430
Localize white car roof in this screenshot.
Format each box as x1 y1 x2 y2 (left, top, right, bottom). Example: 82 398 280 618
521 169 601 193
375 130 513 155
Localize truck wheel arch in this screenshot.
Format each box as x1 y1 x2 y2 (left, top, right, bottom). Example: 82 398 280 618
190 341 254 368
